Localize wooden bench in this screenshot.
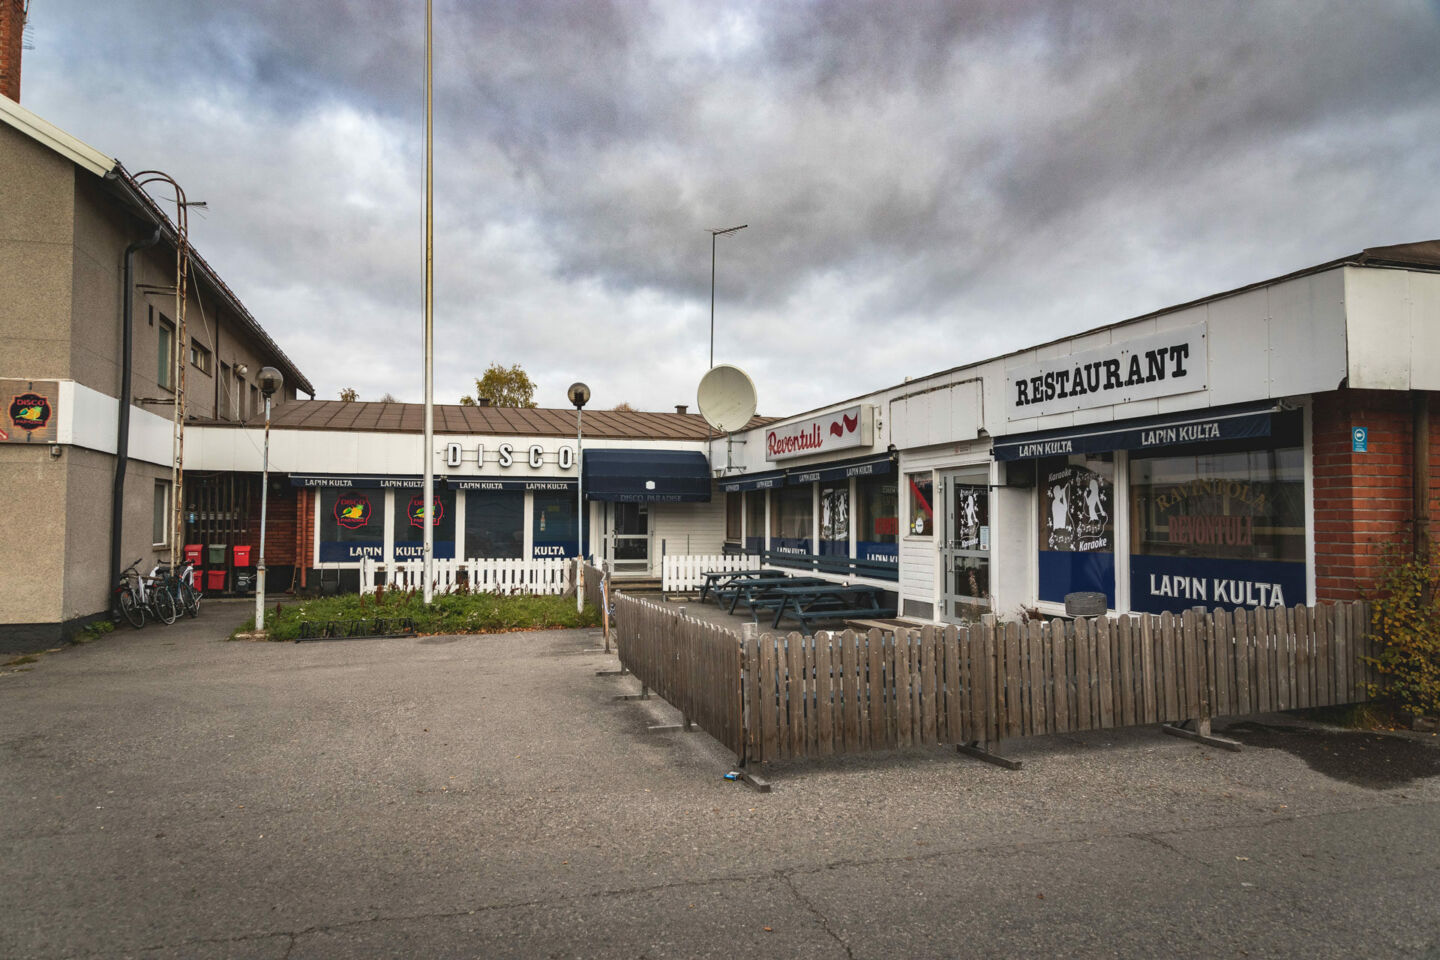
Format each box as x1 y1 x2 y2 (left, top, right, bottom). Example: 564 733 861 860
765 583 894 636
713 575 828 620
696 568 781 604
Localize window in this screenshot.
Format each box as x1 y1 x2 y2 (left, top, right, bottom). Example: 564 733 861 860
318 488 383 562
745 491 766 554
770 485 813 554
819 480 849 556
856 474 898 563
219 363 232 419
250 384 260 420
152 479 171 546
157 316 175 390
190 340 213 375
392 489 456 560
1038 454 1116 607
532 490 579 557
464 489 524 559
906 472 934 536
725 492 742 541
235 376 246 420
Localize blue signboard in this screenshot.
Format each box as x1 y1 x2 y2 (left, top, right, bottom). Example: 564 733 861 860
1130 555 1306 615
1039 551 1116 608
856 541 898 565
1352 427 1368 453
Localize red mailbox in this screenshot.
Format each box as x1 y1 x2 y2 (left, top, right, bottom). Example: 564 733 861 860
233 545 252 567
183 544 204 565
205 570 227 593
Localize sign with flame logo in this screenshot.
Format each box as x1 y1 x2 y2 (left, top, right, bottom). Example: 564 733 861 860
2 380 58 444
765 405 872 461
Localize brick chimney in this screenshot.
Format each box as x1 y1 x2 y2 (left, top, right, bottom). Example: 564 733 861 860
0 0 23 103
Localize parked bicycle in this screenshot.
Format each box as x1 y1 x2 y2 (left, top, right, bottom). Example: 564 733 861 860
113 558 147 628
145 560 180 625
155 558 201 619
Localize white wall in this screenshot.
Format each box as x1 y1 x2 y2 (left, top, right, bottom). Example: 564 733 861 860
1346 267 1440 390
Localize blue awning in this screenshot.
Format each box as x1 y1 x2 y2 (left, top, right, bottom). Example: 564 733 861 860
582 450 712 503
289 474 425 489
786 453 895 485
992 402 1281 462
449 477 576 492
718 469 786 493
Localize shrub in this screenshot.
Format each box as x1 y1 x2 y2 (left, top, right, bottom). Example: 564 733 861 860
1366 547 1440 719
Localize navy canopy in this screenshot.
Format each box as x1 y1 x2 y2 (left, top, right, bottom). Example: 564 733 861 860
992 402 1280 462
582 450 712 503
717 469 786 493
449 477 576 491
289 473 425 489
785 453 894 485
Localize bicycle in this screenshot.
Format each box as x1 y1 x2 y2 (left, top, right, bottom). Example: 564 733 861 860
145 561 180 625
157 558 201 619
113 558 147 628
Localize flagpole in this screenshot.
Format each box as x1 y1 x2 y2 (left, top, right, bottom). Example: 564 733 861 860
422 0 435 604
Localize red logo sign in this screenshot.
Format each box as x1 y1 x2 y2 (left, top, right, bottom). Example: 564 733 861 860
333 493 373 530
407 495 444 528
9 393 51 432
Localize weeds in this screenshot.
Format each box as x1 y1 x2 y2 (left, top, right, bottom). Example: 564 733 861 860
235 589 600 641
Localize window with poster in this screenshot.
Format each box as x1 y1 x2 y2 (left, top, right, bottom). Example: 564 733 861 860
1129 415 1304 614
532 489 581 558
941 469 990 621
318 488 384 562
906 471 934 537
770 485 812 555
725 492 742 542
855 474 898 564
818 479 849 556
1037 454 1115 608
392 489 456 560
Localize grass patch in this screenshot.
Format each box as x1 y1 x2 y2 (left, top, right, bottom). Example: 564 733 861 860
3 654 40 667
236 588 601 642
76 620 116 643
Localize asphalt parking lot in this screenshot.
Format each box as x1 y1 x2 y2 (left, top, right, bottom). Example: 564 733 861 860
2 603 1438 959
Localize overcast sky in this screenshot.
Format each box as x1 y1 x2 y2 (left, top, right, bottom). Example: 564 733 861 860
21 1 1440 415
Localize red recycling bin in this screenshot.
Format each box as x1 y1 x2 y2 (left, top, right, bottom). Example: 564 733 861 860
183 544 204 565
233 545 252 567
205 569 227 593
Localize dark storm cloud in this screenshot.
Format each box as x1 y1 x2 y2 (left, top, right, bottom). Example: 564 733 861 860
20 0 1440 410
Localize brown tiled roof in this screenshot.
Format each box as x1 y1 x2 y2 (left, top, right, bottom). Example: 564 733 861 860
193 401 779 440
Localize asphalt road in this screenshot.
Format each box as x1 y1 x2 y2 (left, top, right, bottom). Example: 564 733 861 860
2 603 1438 959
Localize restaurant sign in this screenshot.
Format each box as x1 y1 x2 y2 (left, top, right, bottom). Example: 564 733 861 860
765 405 872 462
1007 324 1208 420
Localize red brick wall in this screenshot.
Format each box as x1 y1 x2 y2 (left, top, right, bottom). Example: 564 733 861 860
0 0 23 102
1312 389 1437 601
239 481 300 571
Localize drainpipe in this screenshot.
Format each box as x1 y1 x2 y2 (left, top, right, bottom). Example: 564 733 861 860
110 226 164 593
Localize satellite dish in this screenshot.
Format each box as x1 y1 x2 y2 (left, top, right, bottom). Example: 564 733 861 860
697 364 758 433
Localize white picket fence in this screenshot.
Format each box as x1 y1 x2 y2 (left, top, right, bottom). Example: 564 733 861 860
359 557 572 596
661 553 759 593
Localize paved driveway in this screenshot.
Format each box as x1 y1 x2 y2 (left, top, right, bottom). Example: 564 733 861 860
2 604 1438 959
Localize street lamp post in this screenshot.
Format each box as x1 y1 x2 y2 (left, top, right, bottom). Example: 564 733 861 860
568 382 590 613
707 224 747 368
255 366 282 632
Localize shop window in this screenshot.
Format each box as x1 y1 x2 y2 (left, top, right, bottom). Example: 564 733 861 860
532 490 580 558
906 471 934 537
856 474 898 564
464 489 524 559
770 485 812 555
157 316 174 390
1130 442 1304 614
318 488 383 562
942 471 991 620
1038 454 1116 608
744 490 766 555
392 489 456 561
190 339 213 375
152 479 170 546
819 480 849 556
725 492 742 542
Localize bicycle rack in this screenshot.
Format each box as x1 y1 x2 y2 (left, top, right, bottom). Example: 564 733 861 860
295 618 418 643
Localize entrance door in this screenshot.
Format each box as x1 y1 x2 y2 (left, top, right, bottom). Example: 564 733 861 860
939 469 991 622
610 502 650 575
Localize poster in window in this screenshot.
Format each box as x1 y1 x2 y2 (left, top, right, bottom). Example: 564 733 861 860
1042 462 1112 553
953 484 989 551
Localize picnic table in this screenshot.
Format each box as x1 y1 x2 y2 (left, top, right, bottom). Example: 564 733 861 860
714 575 829 619
766 583 896 635
697 568 783 604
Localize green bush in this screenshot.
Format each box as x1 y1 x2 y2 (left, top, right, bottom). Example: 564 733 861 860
237 588 600 642
1366 548 1440 719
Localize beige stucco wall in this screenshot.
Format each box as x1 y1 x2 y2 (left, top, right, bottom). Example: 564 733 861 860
0 445 68 625
0 122 75 382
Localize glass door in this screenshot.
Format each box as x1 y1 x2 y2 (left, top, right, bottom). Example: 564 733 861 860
940 469 991 622
610 502 650 575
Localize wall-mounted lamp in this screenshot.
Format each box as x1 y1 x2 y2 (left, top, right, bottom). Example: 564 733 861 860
49 444 62 459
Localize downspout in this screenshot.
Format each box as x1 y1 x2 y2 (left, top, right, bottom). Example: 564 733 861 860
110 225 164 593
1415 390 1431 560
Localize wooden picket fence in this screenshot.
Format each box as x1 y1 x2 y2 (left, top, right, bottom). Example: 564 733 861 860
611 593 745 757
608 595 1375 767
359 557 571 596
661 553 759 593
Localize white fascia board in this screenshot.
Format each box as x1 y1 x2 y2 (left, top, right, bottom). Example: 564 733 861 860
0 97 115 178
